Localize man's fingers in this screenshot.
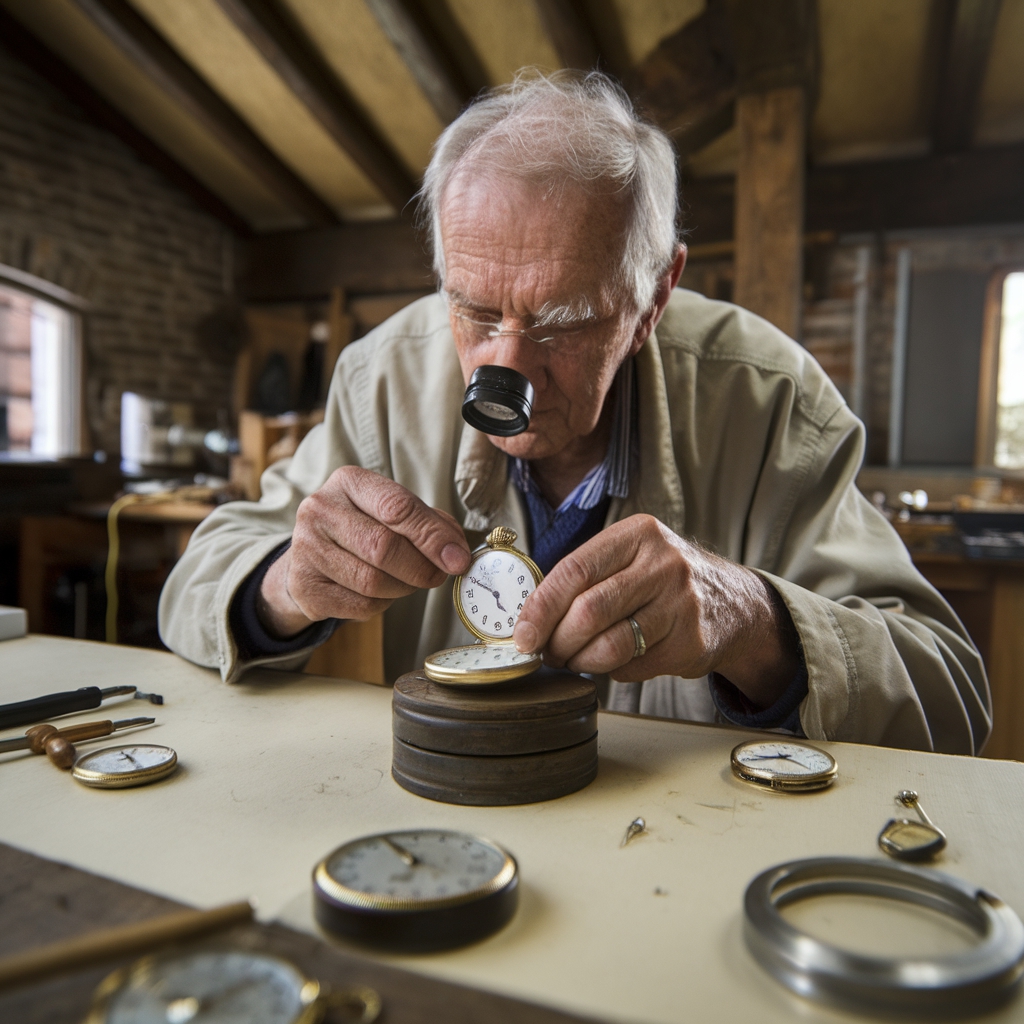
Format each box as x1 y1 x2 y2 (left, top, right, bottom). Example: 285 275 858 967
541 570 662 665
560 603 665 674
514 524 642 653
337 467 470 575
294 529 419 600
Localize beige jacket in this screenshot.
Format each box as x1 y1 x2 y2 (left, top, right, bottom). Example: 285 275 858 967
159 290 991 754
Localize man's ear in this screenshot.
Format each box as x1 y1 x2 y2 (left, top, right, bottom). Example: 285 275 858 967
629 245 687 355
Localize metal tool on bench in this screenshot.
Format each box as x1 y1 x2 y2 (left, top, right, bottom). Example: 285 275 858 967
0 717 155 769
0 685 162 732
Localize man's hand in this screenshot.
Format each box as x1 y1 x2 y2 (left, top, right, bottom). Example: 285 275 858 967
512 515 799 709
258 466 471 638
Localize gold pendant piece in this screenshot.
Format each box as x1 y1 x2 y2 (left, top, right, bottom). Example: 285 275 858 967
878 790 947 861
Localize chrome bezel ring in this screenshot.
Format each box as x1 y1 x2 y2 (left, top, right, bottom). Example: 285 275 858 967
744 856 1024 1016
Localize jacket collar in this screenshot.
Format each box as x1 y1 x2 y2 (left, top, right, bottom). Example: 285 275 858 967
453 329 685 536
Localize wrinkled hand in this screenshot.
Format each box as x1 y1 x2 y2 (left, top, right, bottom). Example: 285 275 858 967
258 466 471 638
512 515 798 708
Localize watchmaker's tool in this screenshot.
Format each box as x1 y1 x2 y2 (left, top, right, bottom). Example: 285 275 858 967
0 901 253 993
313 829 518 952
0 717 155 769
743 856 1024 1015
424 527 543 685
392 670 597 805
0 685 137 731
878 790 948 861
133 689 164 705
461 365 534 437
730 739 838 792
71 743 178 789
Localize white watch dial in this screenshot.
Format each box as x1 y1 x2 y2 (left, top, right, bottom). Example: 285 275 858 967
76 744 175 774
734 741 835 777
459 549 538 640
102 950 314 1024
325 831 509 902
428 644 538 672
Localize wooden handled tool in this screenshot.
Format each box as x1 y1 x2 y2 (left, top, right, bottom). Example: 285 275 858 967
0 718 155 770
0 900 254 992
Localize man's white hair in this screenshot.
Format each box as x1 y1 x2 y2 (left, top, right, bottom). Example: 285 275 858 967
420 70 680 314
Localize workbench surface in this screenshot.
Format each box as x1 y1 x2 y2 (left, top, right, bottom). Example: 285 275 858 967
2 636 1022 1023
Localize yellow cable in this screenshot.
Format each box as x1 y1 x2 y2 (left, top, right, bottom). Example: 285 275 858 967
105 494 141 644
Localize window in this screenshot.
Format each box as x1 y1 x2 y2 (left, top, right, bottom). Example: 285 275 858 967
994 272 1024 470
0 277 82 458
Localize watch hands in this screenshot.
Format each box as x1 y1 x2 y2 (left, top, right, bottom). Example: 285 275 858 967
747 753 815 770
382 836 419 866
164 980 254 1023
468 576 506 612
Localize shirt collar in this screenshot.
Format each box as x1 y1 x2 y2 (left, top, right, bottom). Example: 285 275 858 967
509 356 636 513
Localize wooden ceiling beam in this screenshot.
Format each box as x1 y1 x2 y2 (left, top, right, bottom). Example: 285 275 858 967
626 1 736 157
680 139 1024 248
215 0 417 206
532 0 603 71
240 141 1024 301
363 0 476 124
239 219 433 302
0 8 250 235
69 0 337 226
927 0 1003 153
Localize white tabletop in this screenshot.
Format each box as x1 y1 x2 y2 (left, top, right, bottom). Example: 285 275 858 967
2 635 1022 1023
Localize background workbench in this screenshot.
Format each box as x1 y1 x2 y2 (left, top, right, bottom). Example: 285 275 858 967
2 636 1023 1024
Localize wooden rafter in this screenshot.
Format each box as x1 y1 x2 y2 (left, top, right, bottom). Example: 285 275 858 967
627 1 736 157
532 0 603 71
69 0 337 226
927 0 1003 153
214 0 417 207
0 8 250 235
363 0 476 124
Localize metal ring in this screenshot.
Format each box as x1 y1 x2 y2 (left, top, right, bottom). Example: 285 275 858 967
743 856 1024 1016
626 615 646 658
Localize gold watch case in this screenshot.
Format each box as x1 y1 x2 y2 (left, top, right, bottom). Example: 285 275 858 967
730 740 838 792
424 527 544 685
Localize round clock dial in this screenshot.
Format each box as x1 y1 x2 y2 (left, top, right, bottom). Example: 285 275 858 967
72 744 178 789
423 644 541 685
457 547 540 641
731 740 838 792
87 950 322 1024
313 829 519 951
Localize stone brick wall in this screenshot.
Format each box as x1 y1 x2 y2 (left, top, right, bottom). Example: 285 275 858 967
0 41 238 457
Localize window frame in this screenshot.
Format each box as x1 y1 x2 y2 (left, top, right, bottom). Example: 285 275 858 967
975 267 1024 469
0 262 88 459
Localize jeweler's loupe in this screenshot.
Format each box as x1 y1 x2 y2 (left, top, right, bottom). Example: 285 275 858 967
461 365 534 437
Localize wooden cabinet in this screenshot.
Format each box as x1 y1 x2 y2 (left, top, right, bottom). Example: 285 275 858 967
912 553 1024 761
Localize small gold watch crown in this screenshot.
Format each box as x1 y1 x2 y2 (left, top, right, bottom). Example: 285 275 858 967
486 526 517 548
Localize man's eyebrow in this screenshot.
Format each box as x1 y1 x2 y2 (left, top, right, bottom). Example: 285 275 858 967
445 290 600 326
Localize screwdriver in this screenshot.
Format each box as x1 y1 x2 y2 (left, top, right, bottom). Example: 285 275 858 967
0 686 138 731
0 718 155 769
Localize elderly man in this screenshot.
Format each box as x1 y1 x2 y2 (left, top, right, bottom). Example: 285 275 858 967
160 72 989 754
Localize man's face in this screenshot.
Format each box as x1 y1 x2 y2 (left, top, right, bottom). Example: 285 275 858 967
439 169 642 462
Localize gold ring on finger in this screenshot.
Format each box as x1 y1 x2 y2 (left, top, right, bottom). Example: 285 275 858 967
627 615 647 659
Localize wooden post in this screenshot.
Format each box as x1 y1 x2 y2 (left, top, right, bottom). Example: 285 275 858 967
733 86 806 338
725 0 816 340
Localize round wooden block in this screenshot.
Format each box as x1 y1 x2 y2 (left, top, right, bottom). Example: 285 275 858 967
392 735 598 806
393 670 597 756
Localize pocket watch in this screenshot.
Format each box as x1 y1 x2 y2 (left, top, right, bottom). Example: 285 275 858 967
86 949 329 1024
313 829 519 952
424 527 544 685
730 740 838 792
71 743 178 788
